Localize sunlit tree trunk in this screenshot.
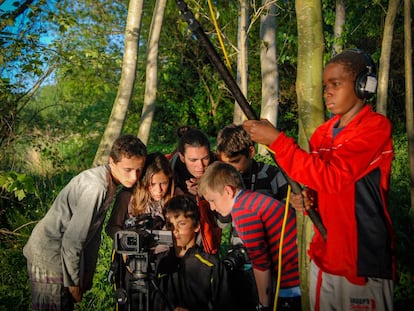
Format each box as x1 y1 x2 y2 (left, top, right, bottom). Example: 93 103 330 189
137 0 167 145
93 0 144 166
332 0 345 55
377 0 400 115
295 1 325 310
404 0 414 224
233 0 249 124
258 0 278 155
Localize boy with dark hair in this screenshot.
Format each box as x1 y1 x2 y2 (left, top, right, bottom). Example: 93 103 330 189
216 123 288 200
152 195 234 311
243 49 395 310
23 134 147 311
198 162 302 311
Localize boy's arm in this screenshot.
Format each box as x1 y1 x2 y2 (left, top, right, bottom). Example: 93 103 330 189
105 190 131 239
253 268 272 308
61 182 107 289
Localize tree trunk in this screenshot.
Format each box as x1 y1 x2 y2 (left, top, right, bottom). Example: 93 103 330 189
93 0 144 166
258 0 278 156
137 0 167 145
333 0 345 55
233 0 249 125
295 1 325 310
404 0 414 224
377 0 400 115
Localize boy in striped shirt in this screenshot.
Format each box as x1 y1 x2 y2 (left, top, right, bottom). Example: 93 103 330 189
198 161 301 311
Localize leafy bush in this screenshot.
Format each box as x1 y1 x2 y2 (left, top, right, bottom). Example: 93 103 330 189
389 132 414 306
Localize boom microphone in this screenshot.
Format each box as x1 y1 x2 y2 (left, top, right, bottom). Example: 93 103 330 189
175 0 327 239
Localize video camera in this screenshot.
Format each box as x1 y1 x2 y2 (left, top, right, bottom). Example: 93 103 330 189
114 214 173 255
115 229 173 255
111 214 174 310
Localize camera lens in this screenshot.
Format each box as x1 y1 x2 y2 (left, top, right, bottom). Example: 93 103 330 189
223 247 249 271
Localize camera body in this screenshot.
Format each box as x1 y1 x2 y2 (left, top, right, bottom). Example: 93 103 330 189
223 244 250 271
114 214 173 255
115 229 173 255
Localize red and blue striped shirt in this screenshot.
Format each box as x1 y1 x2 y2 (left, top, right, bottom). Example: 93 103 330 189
232 189 300 289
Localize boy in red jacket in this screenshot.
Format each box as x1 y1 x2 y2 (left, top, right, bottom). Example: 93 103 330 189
243 49 395 311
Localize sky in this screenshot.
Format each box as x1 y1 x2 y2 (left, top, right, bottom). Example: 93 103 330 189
1 0 55 42
1 0 56 87
0 0 21 14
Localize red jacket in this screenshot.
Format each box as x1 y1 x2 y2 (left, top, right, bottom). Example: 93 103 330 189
269 105 395 284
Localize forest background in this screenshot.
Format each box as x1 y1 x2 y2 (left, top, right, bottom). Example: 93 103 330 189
0 0 413 310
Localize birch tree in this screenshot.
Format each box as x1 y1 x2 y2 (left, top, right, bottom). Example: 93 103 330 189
258 0 278 155
295 1 325 309
137 0 168 145
377 0 401 116
332 0 345 55
233 0 250 124
93 0 144 166
403 0 414 223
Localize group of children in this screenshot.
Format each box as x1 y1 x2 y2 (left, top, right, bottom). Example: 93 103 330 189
23 49 396 311
104 124 297 311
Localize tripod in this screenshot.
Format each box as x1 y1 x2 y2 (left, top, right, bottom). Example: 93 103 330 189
111 224 174 311
114 251 154 311
111 231 175 311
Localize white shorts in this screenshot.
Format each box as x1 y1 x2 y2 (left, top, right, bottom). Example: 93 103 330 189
309 260 393 311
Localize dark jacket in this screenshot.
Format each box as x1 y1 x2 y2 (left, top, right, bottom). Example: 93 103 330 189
152 246 235 311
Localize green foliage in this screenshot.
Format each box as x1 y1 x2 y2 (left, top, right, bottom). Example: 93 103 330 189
76 234 115 311
0 0 411 309
0 0 51 87
388 131 414 305
322 0 389 56
0 171 36 201
0 239 30 311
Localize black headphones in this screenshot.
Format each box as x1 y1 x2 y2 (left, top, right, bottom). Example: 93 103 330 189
349 49 378 100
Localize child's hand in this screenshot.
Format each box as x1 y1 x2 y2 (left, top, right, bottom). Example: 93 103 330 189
186 178 198 195
290 192 305 211
69 286 82 302
290 188 315 212
243 119 280 146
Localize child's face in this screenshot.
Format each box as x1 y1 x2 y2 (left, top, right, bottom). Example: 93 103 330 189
110 156 146 188
179 146 211 178
165 212 199 251
203 186 234 217
217 153 252 175
323 63 363 117
148 171 170 201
